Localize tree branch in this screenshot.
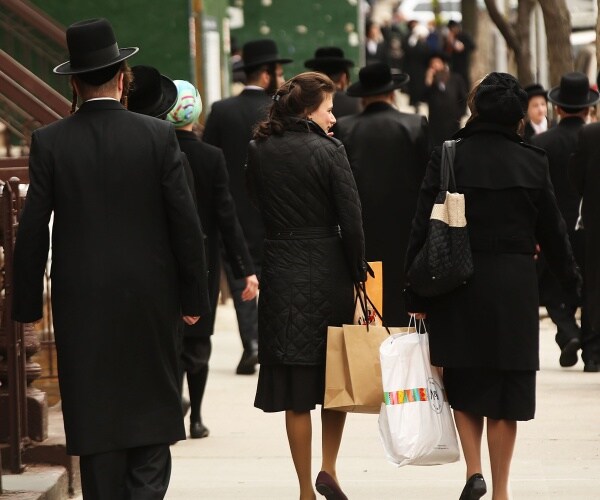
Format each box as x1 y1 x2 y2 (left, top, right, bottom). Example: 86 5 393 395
483 0 521 55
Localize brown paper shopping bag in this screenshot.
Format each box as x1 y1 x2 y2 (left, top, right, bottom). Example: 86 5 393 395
324 324 414 413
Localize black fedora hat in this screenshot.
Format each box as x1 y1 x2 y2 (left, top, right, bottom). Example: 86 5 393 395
346 63 409 97
239 39 292 70
304 47 354 72
524 83 548 101
548 72 599 108
54 18 138 75
128 65 178 119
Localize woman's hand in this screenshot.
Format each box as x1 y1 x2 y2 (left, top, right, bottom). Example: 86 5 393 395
241 274 259 301
409 312 427 320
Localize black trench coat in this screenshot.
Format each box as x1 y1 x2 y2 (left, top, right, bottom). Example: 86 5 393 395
12 101 210 456
246 119 366 366
405 121 579 371
336 102 429 326
176 130 254 338
570 122 600 333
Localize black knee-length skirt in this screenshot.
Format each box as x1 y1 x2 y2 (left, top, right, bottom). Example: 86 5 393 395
443 367 536 421
254 364 326 413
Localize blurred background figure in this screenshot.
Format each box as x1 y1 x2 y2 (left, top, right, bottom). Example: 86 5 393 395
444 20 476 92
304 46 361 118
365 19 387 65
522 83 551 143
423 51 467 151
403 22 431 114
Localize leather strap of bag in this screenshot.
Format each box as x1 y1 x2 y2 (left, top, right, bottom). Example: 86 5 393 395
355 282 389 333
440 140 457 192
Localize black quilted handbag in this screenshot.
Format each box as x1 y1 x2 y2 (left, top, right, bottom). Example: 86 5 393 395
406 140 474 297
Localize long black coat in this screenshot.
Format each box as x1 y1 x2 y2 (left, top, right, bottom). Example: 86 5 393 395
176 129 254 338
246 119 366 366
570 122 600 331
336 102 429 326
405 121 579 371
532 117 585 306
203 88 271 267
12 100 210 456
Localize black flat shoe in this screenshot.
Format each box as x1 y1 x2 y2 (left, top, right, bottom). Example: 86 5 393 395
559 337 581 367
190 421 209 439
459 473 487 500
315 471 348 500
236 349 258 375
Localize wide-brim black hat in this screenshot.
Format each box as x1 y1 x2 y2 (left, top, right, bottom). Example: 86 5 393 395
304 47 354 72
128 65 178 119
239 39 292 70
524 83 548 101
346 63 409 97
54 18 138 75
548 72 599 108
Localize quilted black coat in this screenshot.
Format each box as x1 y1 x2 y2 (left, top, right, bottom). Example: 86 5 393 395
246 119 366 366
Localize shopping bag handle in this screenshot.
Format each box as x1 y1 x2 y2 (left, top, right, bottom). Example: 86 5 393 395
355 282 390 334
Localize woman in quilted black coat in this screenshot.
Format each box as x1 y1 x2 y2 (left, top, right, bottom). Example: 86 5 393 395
247 72 366 500
405 73 580 500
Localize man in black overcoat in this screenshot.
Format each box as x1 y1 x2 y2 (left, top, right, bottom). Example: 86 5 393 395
532 72 600 371
569 81 600 373
11 19 210 498
203 39 291 374
336 63 429 326
304 47 361 118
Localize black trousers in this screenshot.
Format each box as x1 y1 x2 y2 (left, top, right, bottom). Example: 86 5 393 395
223 261 258 351
80 444 171 500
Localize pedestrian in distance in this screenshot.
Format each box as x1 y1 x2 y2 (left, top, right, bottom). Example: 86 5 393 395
531 72 599 371
569 72 600 372
522 83 552 143
166 80 259 438
405 72 580 500
11 18 210 499
335 62 429 327
304 46 361 118
247 72 366 500
203 38 291 376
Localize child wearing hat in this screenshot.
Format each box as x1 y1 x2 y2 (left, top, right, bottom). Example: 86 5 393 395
523 83 552 142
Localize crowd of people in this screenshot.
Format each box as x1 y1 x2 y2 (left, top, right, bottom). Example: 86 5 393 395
10 13 600 500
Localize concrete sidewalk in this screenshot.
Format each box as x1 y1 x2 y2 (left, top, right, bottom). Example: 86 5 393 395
165 302 600 499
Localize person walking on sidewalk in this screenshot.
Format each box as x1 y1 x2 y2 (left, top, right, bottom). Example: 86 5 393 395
336 62 428 327
11 18 209 499
531 72 599 371
405 73 580 500
247 72 366 500
167 80 259 438
203 39 291 375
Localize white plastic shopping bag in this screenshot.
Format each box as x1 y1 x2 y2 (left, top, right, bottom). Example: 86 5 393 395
378 320 459 466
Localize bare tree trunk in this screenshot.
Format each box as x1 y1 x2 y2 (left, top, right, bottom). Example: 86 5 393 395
515 0 536 85
537 0 573 85
482 0 533 82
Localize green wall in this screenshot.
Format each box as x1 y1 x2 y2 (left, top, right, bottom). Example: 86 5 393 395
30 0 193 81
231 0 362 80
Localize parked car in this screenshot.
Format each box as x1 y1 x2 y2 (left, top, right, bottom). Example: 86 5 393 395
398 0 462 24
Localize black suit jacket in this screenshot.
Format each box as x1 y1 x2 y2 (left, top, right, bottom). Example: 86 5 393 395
176 129 254 337
12 99 209 455
203 88 272 266
336 102 429 325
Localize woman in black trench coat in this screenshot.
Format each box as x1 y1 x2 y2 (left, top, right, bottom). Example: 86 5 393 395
405 73 580 500
247 72 366 500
